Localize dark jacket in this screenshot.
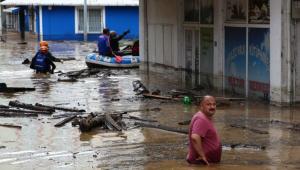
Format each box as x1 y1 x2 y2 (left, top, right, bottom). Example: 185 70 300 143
110 31 129 52
47 52 61 62
30 51 56 73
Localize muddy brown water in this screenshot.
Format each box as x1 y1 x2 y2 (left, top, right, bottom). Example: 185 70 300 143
0 33 300 170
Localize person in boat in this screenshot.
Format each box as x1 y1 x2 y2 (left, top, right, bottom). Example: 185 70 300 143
187 95 222 165
110 29 130 56
131 40 139 56
30 46 56 74
39 41 62 62
98 28 114 57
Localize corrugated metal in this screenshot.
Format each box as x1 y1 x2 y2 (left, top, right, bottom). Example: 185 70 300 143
1 0 139 6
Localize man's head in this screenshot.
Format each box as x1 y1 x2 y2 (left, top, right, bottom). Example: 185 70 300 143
39 41 48 47
200 95 216 118
40 46 48 54
110 31 117 38
103 28 110 35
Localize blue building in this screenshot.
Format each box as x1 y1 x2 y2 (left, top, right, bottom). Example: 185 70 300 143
0 0 139 41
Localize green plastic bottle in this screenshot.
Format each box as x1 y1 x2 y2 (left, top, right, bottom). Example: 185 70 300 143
183 96 191 105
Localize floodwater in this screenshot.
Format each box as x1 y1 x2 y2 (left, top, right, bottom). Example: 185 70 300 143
0 32 300 170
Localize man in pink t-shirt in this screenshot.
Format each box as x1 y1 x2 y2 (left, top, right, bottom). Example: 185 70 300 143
187 95 222 165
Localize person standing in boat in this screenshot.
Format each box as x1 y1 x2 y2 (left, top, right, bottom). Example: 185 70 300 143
30 46 56 74
98 28 113 56
110 29 130 56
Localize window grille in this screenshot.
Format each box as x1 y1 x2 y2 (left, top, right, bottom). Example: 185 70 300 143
78 8 102 33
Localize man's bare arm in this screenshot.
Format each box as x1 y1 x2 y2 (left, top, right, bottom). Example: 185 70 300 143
191 134 209 165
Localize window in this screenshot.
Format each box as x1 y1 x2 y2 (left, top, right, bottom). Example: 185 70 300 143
184 0 213 24
184 0 201 22
77 8 102 33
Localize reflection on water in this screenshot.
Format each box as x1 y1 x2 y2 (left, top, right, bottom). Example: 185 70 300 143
0 34 300 169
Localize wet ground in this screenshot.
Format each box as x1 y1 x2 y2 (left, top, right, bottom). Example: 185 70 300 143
0 32 300 170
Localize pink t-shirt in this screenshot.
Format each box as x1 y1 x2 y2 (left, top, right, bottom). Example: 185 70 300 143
187 111 222 164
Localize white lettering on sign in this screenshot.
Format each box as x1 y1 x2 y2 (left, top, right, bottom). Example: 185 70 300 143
227 45 246 63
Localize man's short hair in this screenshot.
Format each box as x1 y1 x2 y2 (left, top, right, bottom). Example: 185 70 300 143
103 28 110 35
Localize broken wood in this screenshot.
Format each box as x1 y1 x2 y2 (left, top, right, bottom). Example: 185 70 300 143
51 112 85 119
230 124 269 134
192 96 245 101
79 114 105 132
0 108 52 114
222 143 266 150
105 113 122 131
134 122 188 134
132 80 149 95
0 83 35 93
142 93 178 100
59 68 103 79
57 77 77 82
0 111 38 117
78 113 123 132
0 123 22 129
124 116 157 122
178 120 191 125
35 103 85 112
54 115 77 127
0 105 9 109
63 69 86 77
9 100 54 113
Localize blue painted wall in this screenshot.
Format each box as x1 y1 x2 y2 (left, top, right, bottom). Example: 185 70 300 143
42 6 76 40
105 6 139 40
35 6 138 41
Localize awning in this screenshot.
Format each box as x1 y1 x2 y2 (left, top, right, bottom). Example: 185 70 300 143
3 7 19 13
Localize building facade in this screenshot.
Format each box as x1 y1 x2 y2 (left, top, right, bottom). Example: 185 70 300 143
0 0 139 41
140 0 297 105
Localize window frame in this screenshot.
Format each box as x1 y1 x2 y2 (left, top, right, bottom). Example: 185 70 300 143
75 6 104 34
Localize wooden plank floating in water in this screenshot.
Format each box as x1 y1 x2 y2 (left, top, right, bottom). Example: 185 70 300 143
54 115 77 127
9 100 54 113
0 105 9 109
0 112 38 117
0 83 35 93
134 122 189 134
124 116 158 123
230 124 269 134
77 113 124 132
142 93 178 100
105 113 122 131
0 108 52 115
35 103 85 112
178 120 191 125
0 123 22 129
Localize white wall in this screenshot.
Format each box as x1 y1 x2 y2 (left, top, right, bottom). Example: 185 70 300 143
270 0 293 104
213 0 225 90
145 0 180 67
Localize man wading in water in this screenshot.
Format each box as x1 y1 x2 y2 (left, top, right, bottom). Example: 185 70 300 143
187 95 222 165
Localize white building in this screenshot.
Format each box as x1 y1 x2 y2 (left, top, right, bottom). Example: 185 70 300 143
139 0 298 105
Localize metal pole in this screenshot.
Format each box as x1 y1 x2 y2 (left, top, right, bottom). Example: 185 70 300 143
19 6 25 42
0 5 2 38
83 0 88 41
39 6 43 41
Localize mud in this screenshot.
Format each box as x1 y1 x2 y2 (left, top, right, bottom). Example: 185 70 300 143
0 32 299 169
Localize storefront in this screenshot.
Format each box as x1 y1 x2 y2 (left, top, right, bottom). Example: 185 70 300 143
140 0 293 104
